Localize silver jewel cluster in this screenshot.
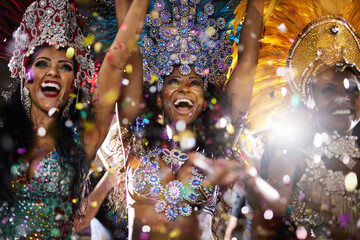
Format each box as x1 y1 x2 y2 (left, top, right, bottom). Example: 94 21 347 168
140 0 234 89
8 0 94 89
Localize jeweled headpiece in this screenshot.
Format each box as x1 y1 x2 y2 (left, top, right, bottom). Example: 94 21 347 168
140 0 241 89
286 15 360 104
8 0 94 89
245 0 360 131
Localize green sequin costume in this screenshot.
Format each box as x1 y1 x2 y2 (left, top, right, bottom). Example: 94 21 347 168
0 132 90 239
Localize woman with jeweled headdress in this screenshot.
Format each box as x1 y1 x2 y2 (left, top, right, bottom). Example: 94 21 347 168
82 0 266 239
221 0 360 238
0 0 150 238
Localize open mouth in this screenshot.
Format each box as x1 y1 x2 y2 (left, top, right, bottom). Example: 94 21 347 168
41 81 61 97
173 98 194 112
331 108 353 115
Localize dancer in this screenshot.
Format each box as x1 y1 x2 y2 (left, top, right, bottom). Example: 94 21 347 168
0 0 150 238
94 0 266 239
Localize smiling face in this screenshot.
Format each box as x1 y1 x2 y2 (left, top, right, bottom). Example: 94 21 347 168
25 46 76 116
311 68 360 134
159 67 205 127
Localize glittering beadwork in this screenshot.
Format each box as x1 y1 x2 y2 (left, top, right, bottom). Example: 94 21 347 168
286 16 360 104
289 138 360 238
0 137 90 238
162 148 188 173
8 0 94 90
140 0 237 89
131 148 215 221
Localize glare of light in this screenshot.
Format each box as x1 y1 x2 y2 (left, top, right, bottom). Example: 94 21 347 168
264 209 273 220
283 175 290 185
176 120 186 132
313 154 321 164
248 167 257 177
94 42 102 53
149 86 157 93
306 98 316 109
281 87 287 96
142 225 151 233
241 206 250 214
226 123 235 134
180 136 196 150
122 118 129 125
343 155 350 165
48 107 57 117
65 119 73 128
345 172 358 191
122 78 130 86
255 177 280 202
218 118 227 128
295 226 307 239
343 78 350 89
277 23 287 33
166 124 173 139
313 133 322 148
276 67 285 77
37 127 46 137
268 60 273 66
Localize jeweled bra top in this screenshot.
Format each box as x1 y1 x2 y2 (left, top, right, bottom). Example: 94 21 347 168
289 135 360 238
0 131 90 239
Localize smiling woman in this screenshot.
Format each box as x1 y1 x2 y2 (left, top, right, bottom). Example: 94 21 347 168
0 0 150 238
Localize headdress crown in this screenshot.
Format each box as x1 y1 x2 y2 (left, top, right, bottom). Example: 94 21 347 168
140 0 241 89
8 0 94 89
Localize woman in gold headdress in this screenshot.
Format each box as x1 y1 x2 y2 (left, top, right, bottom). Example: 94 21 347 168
240 0 360 239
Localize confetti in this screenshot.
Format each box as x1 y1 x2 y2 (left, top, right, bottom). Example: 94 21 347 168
66 47 75 59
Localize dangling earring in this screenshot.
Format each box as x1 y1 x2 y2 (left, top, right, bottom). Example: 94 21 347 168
61 97 75 119
21 87 31 118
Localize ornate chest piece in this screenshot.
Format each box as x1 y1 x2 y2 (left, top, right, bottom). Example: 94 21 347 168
131 148 215 221
321 135 360 169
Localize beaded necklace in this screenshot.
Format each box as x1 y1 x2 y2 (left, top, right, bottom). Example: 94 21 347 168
131 147 215 221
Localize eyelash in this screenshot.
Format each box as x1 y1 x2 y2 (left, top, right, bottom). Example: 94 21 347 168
34 60 73 72
35 60 48 68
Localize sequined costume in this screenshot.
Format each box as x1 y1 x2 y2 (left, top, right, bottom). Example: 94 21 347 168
290 137 360 239
0 130 90 239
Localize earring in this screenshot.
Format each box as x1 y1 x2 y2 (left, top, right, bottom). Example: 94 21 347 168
21 87 31 118
61 97 75 119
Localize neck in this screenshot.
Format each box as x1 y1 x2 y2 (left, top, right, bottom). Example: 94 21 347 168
30 107 57 135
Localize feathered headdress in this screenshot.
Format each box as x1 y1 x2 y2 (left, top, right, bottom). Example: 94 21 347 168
247 0 360 131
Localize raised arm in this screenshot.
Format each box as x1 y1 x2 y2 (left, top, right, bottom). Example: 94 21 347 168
115 0 144 126
226 0 264 144
83 0 150 162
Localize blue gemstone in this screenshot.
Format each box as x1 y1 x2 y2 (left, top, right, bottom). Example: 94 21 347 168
189 193 196 200
153 187 160 194
150 176 158 182
200 15 205 21
182 207 188 213
169 208 175 216
192 180 200 186
181 28 187 34
164 13 169 21
149 163 156 170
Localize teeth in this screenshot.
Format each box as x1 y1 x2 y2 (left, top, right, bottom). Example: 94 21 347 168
41 82 60 91
331 109 351 115
174 98 194 107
